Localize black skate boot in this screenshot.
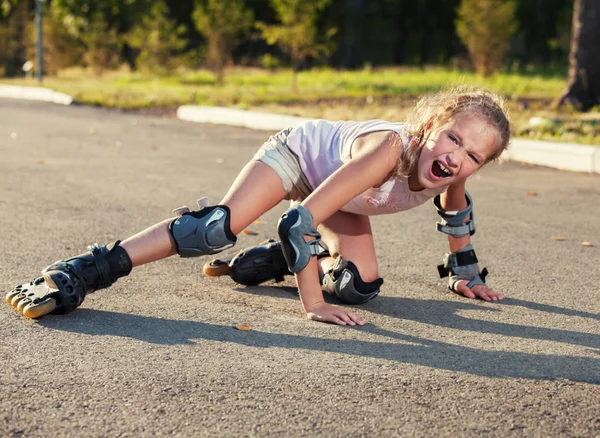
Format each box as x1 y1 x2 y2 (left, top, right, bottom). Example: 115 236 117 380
6 241 132 319
203 239 293 286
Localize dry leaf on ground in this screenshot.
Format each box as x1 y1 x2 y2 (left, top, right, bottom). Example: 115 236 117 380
234 324 252 331
243 229 258 235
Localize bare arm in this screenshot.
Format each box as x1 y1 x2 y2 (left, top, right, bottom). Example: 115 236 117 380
303 130 403 224
295 131 403 324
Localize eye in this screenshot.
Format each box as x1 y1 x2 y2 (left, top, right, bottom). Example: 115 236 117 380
468 153 480 164
448 134 459 144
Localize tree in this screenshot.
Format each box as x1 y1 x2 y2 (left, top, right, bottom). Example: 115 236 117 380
555 0 600 111
81 11 121 75
257 0 336 92
192 0 253 86
0 1 31 77
455 0 518 76
39 7 85 76
127 1 187 75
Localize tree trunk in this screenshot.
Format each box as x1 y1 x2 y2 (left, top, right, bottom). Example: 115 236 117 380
555 0 600 111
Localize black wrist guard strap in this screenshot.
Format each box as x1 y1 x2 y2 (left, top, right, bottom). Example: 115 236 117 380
437 244 489 291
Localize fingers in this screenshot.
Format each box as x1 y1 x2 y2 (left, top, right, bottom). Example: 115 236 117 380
453 281 505 302
343 310 367 326
473 285 504 301
307 304 367 326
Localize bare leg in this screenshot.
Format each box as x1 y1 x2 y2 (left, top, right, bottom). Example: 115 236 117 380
317 211 379 282
120 219 175 267
219 161 288 235
121 160 287 267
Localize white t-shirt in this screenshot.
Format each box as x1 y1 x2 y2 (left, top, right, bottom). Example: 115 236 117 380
286 119 447 216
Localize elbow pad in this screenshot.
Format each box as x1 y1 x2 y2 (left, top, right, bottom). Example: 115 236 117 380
277 205 327 273
433 190 476 238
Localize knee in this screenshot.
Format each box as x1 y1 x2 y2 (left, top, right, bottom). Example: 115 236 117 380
355 261 379 284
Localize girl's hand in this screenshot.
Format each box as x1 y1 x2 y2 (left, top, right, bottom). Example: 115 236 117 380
305 301 367 326
453 280 505 301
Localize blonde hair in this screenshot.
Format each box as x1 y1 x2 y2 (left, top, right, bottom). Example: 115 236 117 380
396 85 511 178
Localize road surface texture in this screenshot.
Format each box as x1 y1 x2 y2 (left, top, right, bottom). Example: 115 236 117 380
1 99 599 437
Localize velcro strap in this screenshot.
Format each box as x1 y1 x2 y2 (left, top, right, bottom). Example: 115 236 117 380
309 240 328 257
446 248 478 267
88 244 112 289
436 221 475 237
464 268 489 289
438 245 480 278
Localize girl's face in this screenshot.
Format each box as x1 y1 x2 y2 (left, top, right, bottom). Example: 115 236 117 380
409 113 499 191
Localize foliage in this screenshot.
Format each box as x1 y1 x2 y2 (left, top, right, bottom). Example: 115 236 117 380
192 0 253 85
1 0 574 78
41 8 85 75
0 1 31 77
0 0 18 18
81 11 121 74
456 0 518 76
127 1 187 75
256 0 336 90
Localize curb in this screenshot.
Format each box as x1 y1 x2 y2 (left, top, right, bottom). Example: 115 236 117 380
504 138 599 173
177 105 600 175
177 105 310 132
0 84 73 105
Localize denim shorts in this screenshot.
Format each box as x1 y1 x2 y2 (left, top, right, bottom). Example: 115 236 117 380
253 127 312 201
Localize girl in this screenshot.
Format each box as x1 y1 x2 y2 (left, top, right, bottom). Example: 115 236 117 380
7 86 510 326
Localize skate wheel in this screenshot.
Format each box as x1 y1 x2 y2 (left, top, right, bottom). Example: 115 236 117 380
203 259 230 277
22 298 57 319
6 289 20 304
17 297 32 312
10 293 26 308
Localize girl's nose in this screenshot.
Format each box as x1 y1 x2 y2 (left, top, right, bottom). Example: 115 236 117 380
447 148 465 168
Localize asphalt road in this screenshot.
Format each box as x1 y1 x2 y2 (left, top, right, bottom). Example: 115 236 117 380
1 99 599 437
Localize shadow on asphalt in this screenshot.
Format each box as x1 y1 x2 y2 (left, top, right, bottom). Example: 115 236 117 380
236 286 600 349
369 296 600 350
38 297 600 384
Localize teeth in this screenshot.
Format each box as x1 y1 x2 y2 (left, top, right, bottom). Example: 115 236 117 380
438 161 451 176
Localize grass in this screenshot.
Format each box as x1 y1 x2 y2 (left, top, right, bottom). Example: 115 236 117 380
2 66 599 144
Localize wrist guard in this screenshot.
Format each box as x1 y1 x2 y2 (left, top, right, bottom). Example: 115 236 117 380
437 244 488 291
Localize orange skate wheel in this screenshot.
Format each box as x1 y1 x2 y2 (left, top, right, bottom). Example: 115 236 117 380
203 259 231 277
22 298 57 319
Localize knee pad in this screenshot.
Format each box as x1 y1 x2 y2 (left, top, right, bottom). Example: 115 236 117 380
170 203 236 258
433 190 476 238
277 204 327 273
322 256 383 305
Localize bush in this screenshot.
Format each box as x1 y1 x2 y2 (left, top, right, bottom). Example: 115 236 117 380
127 1 187 76
456 0 518 76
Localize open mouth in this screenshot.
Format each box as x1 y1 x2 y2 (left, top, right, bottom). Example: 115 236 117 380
431 160 452 178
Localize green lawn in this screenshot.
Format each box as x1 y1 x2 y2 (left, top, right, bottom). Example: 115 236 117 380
2 66 599 144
